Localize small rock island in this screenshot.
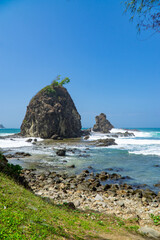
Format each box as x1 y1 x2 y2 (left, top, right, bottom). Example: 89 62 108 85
21 78 81 138
0 124 5 129
93 113 113 133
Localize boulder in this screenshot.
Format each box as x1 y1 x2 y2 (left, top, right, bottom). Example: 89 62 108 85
93 113 113 133
95 138 117 147
51 134 59 140
56 149 66 156
21 85 81 138
84 135 90 140
138 226 160 239
67 164 75 168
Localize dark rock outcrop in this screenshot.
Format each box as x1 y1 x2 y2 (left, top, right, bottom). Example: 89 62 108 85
56 149 66 156
0 153 8 169
21 85 81 138
93 113 113 133
0 124 5 129
94 138 117 147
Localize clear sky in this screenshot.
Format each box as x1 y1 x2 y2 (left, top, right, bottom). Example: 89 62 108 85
0 0 159 128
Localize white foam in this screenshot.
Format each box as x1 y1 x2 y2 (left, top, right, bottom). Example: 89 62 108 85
111 138 160 156
115 138 160 145
87 128 160 157
87 131 111 141
0 137 43 149
0 133 15 137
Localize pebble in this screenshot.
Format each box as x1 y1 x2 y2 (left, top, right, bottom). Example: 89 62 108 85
20 168 160 231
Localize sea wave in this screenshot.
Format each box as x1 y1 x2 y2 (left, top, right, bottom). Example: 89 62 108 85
0 137 43 149
87 128 160 157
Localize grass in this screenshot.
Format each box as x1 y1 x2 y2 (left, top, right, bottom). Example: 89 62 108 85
0 172 145 240
151 214 160 226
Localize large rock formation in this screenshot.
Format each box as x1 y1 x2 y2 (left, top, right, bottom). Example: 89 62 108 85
21 85 81 138
0 124 5 129
93 113 113 133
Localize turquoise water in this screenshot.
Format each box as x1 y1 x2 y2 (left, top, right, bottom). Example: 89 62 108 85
0 128 20 136
0 128 160 193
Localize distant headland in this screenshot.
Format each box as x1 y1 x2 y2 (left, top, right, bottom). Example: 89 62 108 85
0 124 5 129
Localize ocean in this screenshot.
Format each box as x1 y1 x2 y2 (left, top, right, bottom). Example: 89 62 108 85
0 128 160 193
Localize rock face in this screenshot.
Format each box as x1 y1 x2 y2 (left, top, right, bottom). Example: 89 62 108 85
0 124 5 129
21 85 81 138
93 113 113 133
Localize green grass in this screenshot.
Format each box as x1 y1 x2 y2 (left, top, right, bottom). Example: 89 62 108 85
151 214 160 226
0 172 142 240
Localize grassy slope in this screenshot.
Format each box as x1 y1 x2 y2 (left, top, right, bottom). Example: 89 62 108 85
0 172 147 240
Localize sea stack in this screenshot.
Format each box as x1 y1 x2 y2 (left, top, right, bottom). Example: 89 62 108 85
93 113 113 133
0 124 5 129
21 83 81 138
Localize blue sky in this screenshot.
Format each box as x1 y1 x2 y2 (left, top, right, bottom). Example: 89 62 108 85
0 0 160 128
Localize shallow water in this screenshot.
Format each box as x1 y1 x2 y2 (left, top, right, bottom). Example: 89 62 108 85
0 128 160 193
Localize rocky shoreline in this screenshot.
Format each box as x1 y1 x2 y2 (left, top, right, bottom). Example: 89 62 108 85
20 167 160 234
1 135 160 238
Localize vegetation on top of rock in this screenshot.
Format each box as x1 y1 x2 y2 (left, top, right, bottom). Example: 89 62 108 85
51 75 70 87
37 76 70 96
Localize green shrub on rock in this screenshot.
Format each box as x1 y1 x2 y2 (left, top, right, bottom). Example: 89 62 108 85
51 75 70 87
0 152 22 179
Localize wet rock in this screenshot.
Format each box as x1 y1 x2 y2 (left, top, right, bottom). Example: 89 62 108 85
106 168 113 171
56 149 66 156
67 164 75 168
84 135 90 140
51 134 59 140
110 173 122 180
4 154 15 158
121 176 132 180
154 183 160 188
99 172 109 181
26 138 32 142
95 138 117 147
78 154 90 158
5 152 31 158
123 131 135 137
15 152 31 157
88 166 93 170
82 170 89 174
